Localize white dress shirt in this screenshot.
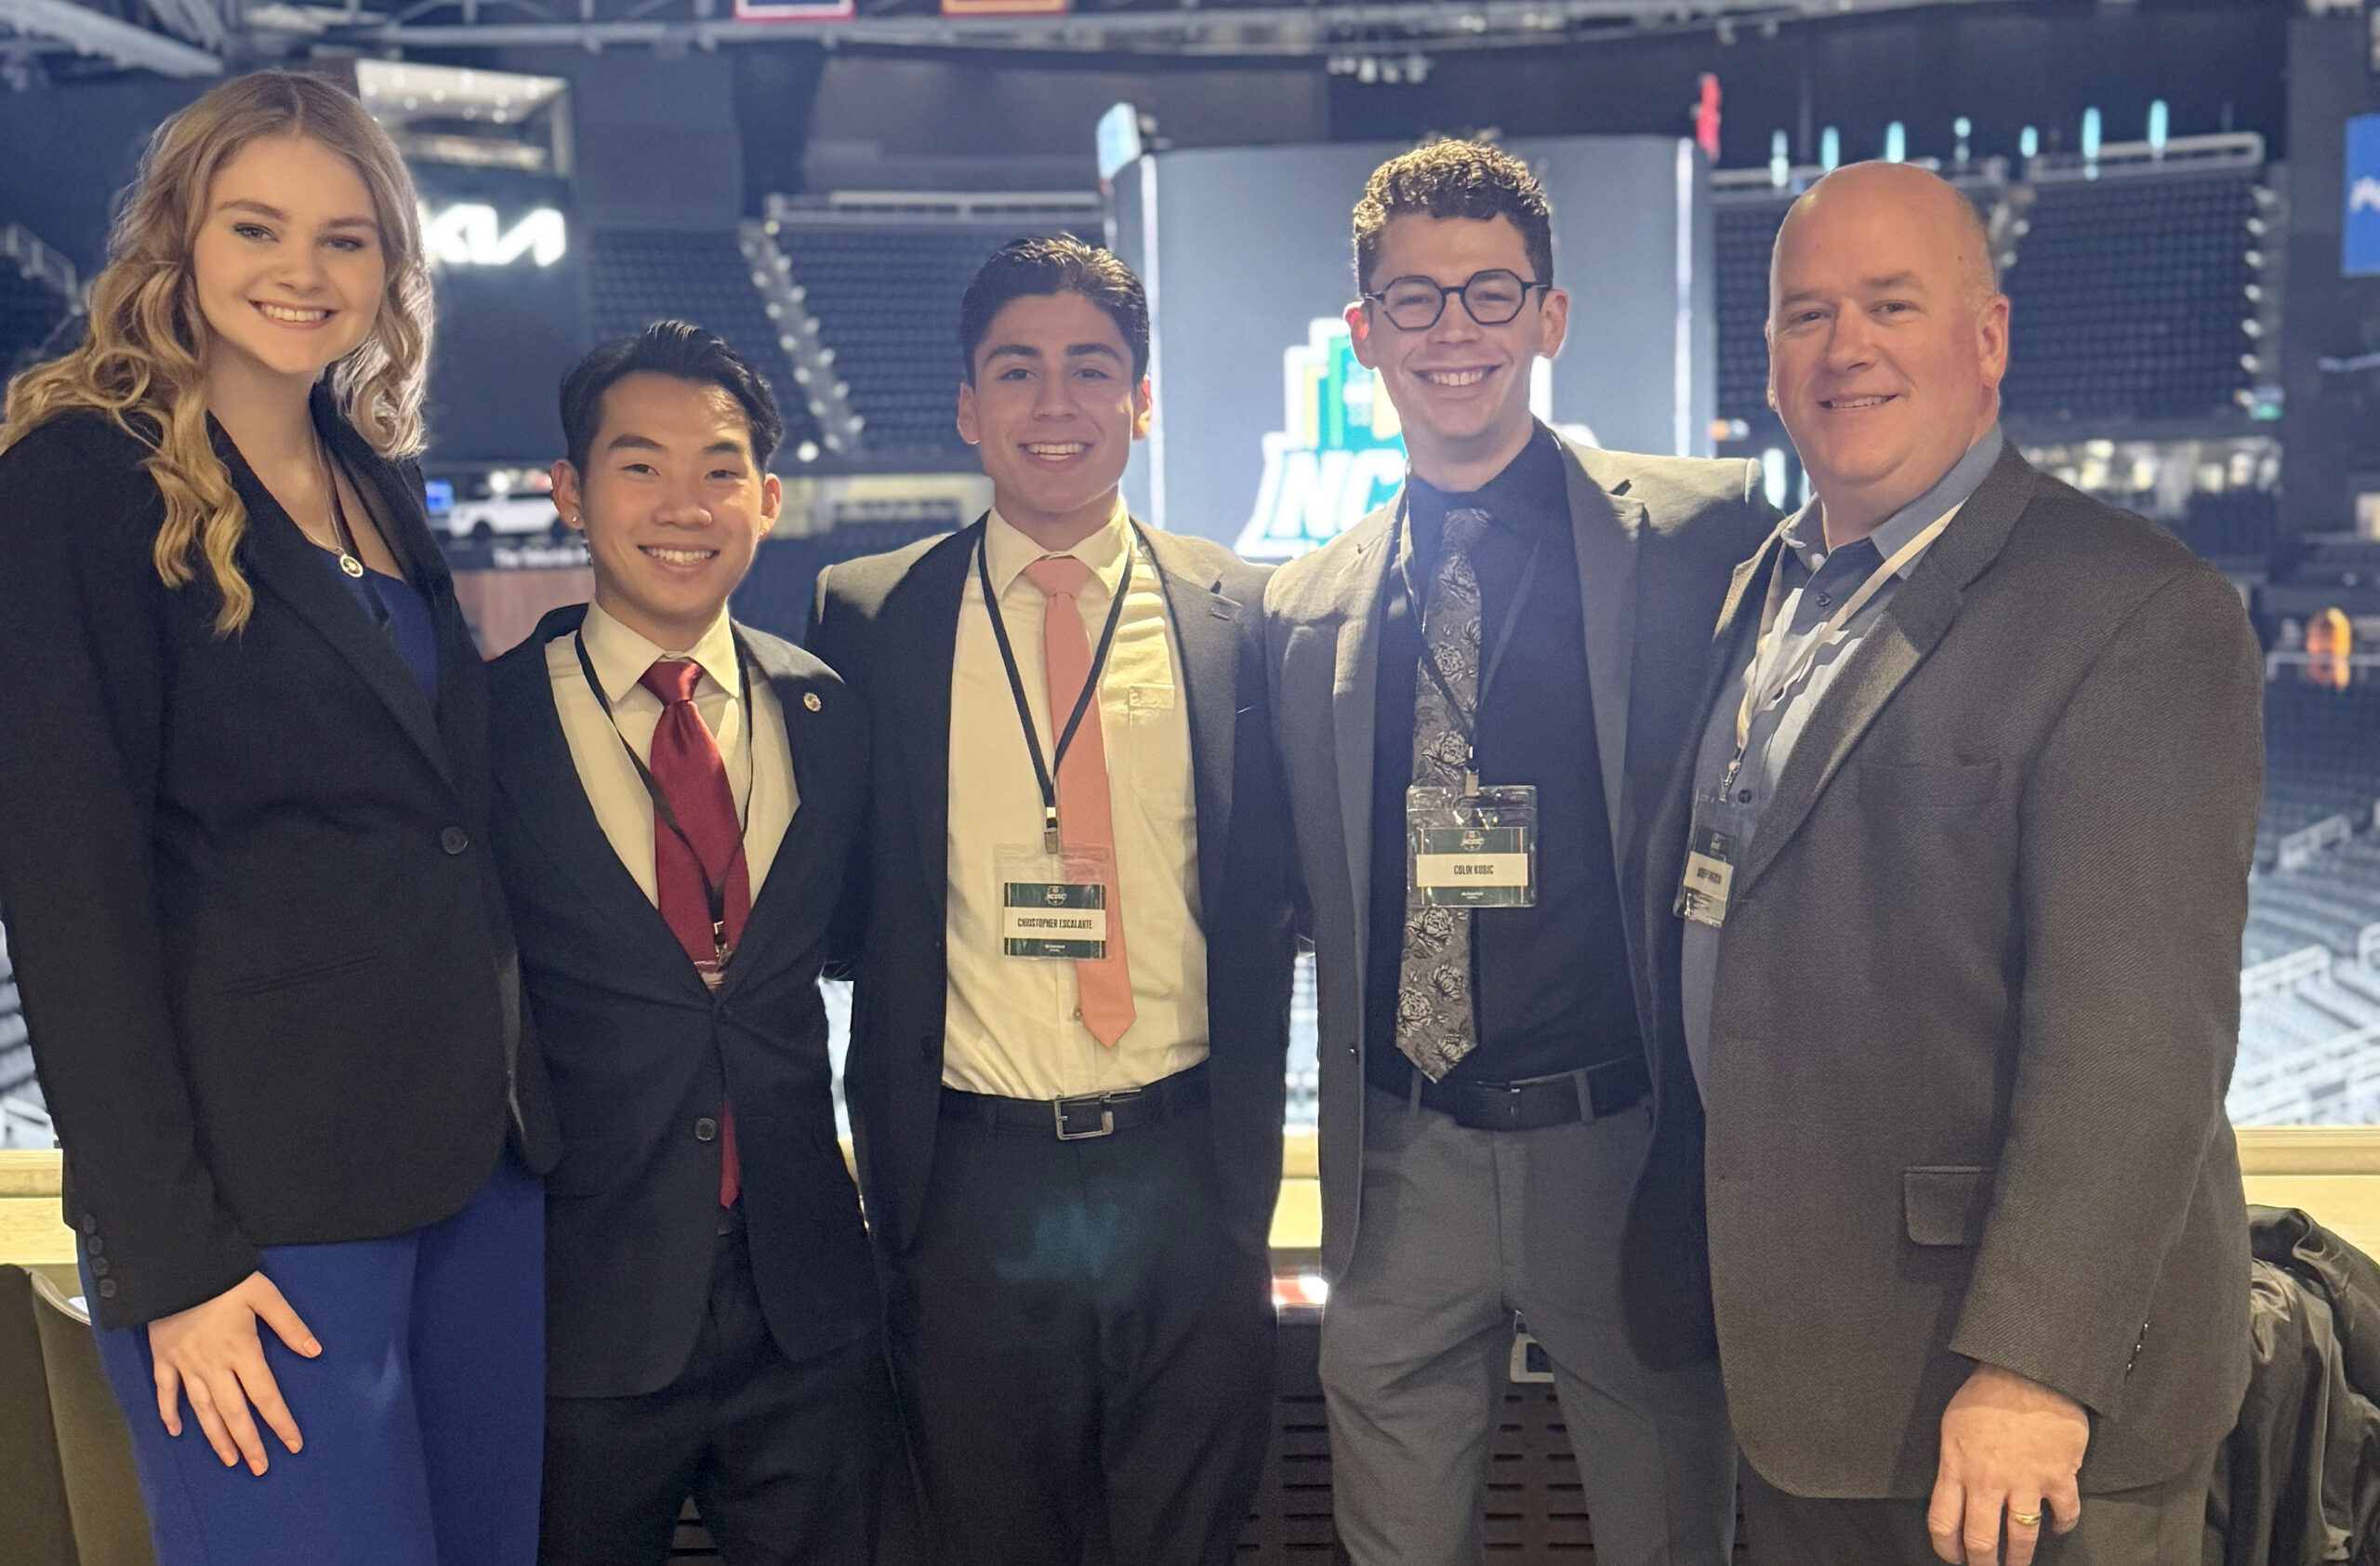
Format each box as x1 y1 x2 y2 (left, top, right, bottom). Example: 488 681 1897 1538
943 501 1209 1099
543 600 797 907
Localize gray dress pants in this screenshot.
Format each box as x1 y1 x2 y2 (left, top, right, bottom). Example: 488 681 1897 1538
1318 1083 1738 1566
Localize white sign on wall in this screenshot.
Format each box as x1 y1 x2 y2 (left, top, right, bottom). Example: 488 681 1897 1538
420 204 567 268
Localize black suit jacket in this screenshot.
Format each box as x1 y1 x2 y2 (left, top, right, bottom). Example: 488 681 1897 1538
806 520 1297 1263
490 606 881 1400
1641 445 2261 1495
0 401 557 1332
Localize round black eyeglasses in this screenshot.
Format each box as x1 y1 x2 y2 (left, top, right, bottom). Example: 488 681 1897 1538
1362 269 1551 331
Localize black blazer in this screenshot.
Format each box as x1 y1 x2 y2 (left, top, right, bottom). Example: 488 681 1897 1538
807 520 1298 1263
489 606 880 1400
0 401 557 1332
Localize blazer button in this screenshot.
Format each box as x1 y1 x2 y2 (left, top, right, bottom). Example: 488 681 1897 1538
97 1279 117 1300
694 1117 719 1142
440 826 470 856
86 1236 103 1256
87 1256 109 1278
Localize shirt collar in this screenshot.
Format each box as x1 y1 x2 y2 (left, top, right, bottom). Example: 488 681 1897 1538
578 599 741 707
984 496 1132 599
1408 420 1568 537
1787 424 2005 578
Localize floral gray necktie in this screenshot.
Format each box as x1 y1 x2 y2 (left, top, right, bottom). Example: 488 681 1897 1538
1395 507 1492 1082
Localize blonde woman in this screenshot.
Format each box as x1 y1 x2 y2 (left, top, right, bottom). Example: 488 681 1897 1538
0 71 556 1565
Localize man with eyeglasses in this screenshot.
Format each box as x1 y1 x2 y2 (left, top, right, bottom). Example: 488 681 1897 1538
1265 140 1778 1564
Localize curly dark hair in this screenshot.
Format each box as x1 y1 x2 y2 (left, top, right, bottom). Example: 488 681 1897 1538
1352 139 1554 293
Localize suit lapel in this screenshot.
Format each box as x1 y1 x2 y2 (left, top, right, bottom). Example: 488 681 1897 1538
892 526 975 922
722 627 832 997
1558 443 1645 884
1143 527 1239 927
1331 503 1397 950
493 607 708 997
222 412 456 790
1735 445 2041 895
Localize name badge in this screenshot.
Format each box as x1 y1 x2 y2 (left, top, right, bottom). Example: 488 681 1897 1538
997 843 1113 960
1408 784 1538 909
1675 824 1737 928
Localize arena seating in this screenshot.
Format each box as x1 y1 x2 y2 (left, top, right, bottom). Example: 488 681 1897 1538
0 257 74 379
772 225 1025 460
1715 160 2261 431
0 913 47 1150
2234 683 2380 1124
1999 170 2260 423
583 229 826 461
1714 196 1790 427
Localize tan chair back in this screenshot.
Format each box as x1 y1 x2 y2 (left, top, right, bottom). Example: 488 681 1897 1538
27 1268 154 1566
0 1264 77 1565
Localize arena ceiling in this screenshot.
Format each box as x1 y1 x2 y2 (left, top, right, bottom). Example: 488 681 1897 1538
0 0 2016 73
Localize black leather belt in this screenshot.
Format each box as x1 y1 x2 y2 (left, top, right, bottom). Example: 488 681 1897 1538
941 1063 1210 1141
1410 1055 1651 1134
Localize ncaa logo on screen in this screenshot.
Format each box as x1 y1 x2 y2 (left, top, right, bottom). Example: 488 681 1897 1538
1236 318 1407 561
1236 318 1572 560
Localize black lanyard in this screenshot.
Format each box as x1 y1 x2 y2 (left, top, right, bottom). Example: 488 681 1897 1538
1396 498 1541 790
573 630 756 964
976 524 1138 855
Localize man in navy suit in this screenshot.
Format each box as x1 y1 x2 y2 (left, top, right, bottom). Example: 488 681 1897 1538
487 322 898 1565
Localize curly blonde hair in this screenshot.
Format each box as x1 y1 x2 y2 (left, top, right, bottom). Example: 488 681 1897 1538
1 70 432 634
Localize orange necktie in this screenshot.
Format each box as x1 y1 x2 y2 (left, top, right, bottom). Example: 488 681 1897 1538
1021 556 1137 1047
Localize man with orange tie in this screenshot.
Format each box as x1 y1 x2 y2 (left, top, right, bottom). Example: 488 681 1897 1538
808 236 1298 1565
489 323 899 1564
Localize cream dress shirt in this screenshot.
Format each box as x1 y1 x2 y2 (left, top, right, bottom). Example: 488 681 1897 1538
543 601 797 908
943 501 1209 1099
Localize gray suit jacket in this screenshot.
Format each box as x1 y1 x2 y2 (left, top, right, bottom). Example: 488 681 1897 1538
1265 429 1774 1357
1643 444 2262 1497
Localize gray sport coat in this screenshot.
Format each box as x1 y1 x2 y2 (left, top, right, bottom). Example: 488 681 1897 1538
1264 428 1775 1353
1642 443 2263 1497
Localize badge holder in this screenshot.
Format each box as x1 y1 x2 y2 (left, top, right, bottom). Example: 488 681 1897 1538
997 843 1114 960
1675 780 1747 929
1407 784 1538 909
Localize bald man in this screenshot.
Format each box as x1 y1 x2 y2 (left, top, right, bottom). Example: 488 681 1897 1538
1636 162 2260 1565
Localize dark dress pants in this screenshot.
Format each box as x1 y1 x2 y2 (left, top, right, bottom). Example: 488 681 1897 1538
887 1099 1276 1566
540 1216 902 1566
1740 1450 2219 1566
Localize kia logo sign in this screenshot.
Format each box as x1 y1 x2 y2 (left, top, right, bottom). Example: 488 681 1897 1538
420 204 566 268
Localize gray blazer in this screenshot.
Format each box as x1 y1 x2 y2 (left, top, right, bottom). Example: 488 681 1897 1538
1264 429 1775 1339
1643 443 2262 1498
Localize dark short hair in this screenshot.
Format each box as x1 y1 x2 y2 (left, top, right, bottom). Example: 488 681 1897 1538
958 235 1150 384
559 320 785 471
1353 140 1555 294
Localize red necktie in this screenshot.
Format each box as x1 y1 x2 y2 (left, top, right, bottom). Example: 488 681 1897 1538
638 658 749 1207
1020 557 1137 1047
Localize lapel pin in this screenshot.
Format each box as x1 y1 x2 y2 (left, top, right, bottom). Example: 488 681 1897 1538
803 692 823 712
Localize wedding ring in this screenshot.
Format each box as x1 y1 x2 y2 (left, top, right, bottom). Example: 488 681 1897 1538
2009 1508 2043 1529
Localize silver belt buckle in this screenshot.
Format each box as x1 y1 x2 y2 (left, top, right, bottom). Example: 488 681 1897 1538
1052 1090 1132 1140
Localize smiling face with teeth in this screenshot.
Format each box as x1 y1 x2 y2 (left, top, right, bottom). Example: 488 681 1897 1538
957 291 1151 551
1766 163 2008 544
552 371 783 652
1346 214 1567 494
191 134 388 397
